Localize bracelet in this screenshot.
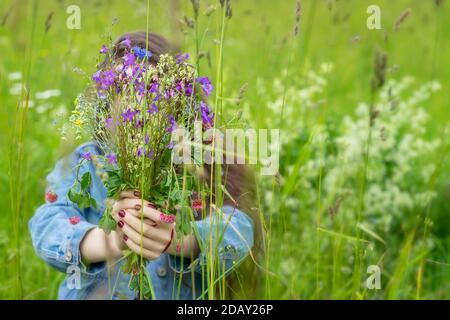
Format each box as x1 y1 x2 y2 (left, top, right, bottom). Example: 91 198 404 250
162 227 174 253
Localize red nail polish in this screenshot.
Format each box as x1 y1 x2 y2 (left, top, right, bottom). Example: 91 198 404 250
160 213 176 224
119 210 126 218
147 203 156 209
134 190 141 197
123 235 128 241
135 204 141 210
118 220 124 228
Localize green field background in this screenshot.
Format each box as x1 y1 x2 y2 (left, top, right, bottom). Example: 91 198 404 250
0 0 449 299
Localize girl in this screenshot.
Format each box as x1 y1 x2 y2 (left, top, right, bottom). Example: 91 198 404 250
29 31 264 300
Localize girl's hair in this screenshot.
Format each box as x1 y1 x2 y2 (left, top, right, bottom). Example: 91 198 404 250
103 31 265 299
100 31 177 67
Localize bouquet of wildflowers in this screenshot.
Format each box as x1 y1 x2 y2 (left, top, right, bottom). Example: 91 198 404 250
65 39 215 299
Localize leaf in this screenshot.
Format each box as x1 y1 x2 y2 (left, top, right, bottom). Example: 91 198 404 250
67 188 80 204
121 253 136 274
129 270 153 299
68 186 98 211
120 183 130 193
129 274 139 291
68 189 86 208
81 196 93 210
105 170 122 198
141 273 152 298
77 197 88 210
168 189 181 206
164 172 172 187
357 223 386 245
89 197 98 209
317 227 369 243
80 172 92 191
181 220 191 235
98 208 117 233
176 210 191 236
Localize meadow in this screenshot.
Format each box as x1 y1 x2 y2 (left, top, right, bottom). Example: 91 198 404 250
0 0 449 299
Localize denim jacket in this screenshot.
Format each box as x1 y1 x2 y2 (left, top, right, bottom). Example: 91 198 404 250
29 142 255 300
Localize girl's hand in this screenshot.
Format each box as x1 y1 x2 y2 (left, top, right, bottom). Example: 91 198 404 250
111 190 175 260
80 227 125 265
108 229 128 253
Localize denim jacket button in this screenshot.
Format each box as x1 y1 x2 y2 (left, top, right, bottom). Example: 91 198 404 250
157 266 167 277
65 249 73 262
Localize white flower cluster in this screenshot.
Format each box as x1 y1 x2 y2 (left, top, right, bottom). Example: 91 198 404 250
325 77 441 232
245 63 333 146
247 65 442 235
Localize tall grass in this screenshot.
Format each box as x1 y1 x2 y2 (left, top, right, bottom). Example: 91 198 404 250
7 0 40 299
1 0 449 300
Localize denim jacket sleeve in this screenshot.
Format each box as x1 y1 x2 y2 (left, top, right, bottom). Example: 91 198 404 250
28 142 105 276
168 205 255 276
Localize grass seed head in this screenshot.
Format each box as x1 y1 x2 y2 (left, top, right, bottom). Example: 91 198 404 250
205 5 216 17
45 11 54 33
394 8 412 32
236 82 248 106
225 0 232 19
294 1 301 36
184 15 194 28
371 51 388 93
191 0 199 18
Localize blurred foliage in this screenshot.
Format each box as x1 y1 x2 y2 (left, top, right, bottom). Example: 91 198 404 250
0 0 449 299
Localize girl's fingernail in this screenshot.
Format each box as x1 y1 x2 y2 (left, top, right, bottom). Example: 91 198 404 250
147 203 156 209
160 213 176 224
134 190 141 197
119 210 126 218
118 220 124 228
123 235 128 241
135 204 141 210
